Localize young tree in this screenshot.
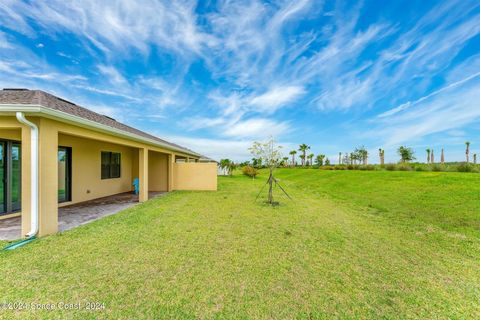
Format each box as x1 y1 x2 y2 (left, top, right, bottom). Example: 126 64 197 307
426 148 431 164
307 153 314 166
249 137 287 205
315 154 325 166
289 150 297 167
325 158 331 165
398 146 415 163
466 141 471 163
298 144 310 166
441 148 445 164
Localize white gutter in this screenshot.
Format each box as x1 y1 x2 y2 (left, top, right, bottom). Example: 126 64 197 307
0 104 201 158
15 112 39 238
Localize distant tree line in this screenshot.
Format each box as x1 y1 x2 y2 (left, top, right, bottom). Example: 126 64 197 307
220 141 479 174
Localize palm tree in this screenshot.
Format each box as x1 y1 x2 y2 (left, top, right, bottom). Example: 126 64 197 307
474 154 477 165
338 152 342 165
356 146 368 165
315 154 326 166
426 148 431 164
298 144 310 166
466 141 470 163
430 149 434 164
307 153 314 166
378 148 385 166
282 157 289 167
441 148 445 164
289 150 297 167
219 159 235 176
299 154 305 166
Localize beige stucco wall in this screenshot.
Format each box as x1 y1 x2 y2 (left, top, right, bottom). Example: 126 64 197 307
173 163 217 191
148 151 168 191
0 114 212 237
0 128 21 141
58 134 136 205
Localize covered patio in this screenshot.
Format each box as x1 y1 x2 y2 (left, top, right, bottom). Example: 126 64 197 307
0 191 164 241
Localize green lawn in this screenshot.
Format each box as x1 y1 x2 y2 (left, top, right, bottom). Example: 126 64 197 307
1 169 479 319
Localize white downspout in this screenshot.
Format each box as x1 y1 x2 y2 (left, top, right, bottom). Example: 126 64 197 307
15 112 39 238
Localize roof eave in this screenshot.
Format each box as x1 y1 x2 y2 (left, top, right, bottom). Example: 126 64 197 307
0 104 201 157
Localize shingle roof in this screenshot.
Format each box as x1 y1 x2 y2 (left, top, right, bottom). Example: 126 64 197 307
0 88 200 156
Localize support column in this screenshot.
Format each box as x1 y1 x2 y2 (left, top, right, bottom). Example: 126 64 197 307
139 148 149 202
20 123 32 237
38 118 58 237
168 153 174 191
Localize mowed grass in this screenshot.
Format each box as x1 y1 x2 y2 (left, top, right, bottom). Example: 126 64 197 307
0 169 479 319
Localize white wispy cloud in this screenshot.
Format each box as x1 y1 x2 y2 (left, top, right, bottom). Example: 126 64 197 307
0 1 214 57
185 85 301 139
378 71 480 118
0 31 12 48
159 135 254 160
367 75 480 147
249 86 305 113
224 118 290 138
97 64 127 85
0 0 479 158
160 135 294 161
71 84 140 101
0 60 86 82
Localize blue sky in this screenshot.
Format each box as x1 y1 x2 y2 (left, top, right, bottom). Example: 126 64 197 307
0 1 479 162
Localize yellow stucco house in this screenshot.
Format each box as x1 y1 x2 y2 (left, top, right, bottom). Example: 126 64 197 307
0 88 217 238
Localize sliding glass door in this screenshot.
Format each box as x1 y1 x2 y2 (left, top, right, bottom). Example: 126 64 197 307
0 140 21 215
11 143 21 211
58 146 72 203
0 142 5 214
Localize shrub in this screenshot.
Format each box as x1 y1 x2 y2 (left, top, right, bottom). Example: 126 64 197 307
242 165 258 178
385 163 396 171
456 163 474 172
415 166 426 171
397 163 413 171
430 164 444 172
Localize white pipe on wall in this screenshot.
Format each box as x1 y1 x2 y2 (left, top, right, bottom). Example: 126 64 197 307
15 112 39 238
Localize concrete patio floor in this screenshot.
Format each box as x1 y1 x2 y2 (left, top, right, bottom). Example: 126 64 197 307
0 191 164 241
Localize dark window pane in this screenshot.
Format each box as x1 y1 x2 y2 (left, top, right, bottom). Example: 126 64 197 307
110 153 121 178
101 151 111 179
101 151 121 179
